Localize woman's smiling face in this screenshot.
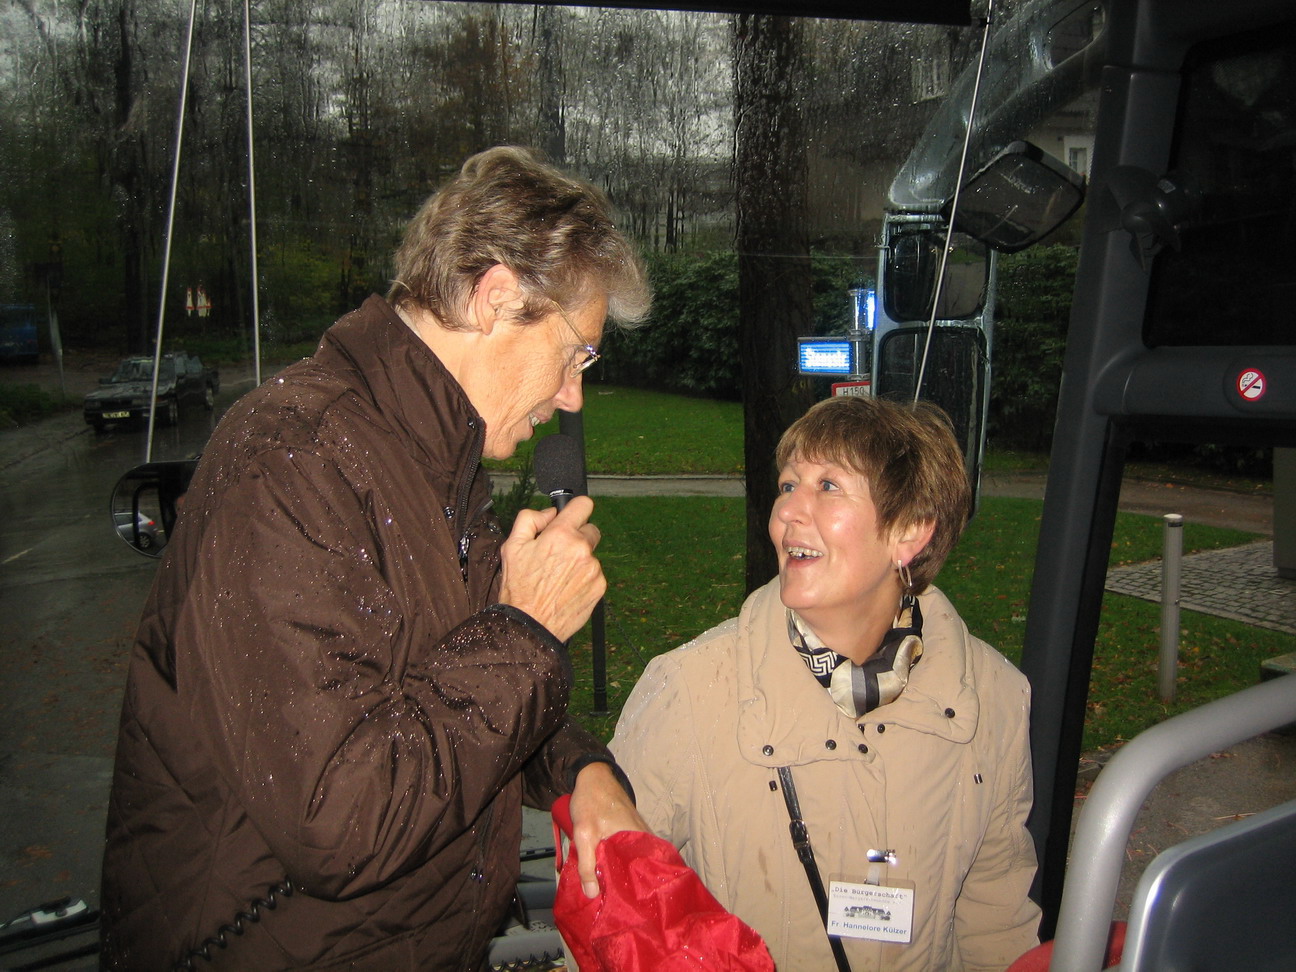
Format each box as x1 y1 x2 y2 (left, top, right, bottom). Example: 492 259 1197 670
768 455 907 652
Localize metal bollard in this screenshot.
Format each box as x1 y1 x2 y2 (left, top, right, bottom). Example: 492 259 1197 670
1159 514 1184 703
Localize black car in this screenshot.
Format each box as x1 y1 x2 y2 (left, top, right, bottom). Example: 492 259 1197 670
83 353 219 431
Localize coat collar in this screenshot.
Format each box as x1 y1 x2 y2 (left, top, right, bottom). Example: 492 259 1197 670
736 580 981 769
314 295 486 488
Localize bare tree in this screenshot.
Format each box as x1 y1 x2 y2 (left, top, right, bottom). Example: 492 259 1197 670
1 3 980 360
81 0 176 353
562 8 730 251
533 2 566 163
3 0 175 350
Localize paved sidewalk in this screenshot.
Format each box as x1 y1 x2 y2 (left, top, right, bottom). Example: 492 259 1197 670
1106 539 1296 635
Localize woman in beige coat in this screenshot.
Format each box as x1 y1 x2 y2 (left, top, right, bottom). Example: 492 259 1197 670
611 395 1041 971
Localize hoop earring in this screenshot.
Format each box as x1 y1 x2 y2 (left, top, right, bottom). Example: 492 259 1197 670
896 559 913 594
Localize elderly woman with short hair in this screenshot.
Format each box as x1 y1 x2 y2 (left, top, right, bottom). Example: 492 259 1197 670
612 395 1041 971
102 147 650 971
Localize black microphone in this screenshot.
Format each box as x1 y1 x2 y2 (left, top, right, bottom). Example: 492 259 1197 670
534 433 586 510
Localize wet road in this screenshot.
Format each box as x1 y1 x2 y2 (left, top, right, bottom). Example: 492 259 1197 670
0 392 245 943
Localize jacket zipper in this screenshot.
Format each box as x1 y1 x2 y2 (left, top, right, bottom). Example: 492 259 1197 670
455 421 485 585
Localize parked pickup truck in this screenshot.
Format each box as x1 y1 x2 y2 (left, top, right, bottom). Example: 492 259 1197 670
83 352 220 431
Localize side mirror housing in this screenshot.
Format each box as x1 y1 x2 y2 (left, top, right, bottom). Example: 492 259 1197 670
945 140 1086 253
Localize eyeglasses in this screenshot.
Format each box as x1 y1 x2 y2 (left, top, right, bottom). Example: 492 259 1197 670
554 305 602 377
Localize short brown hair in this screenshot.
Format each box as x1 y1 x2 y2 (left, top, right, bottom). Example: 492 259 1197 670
774 395 971 593
388 146 650 330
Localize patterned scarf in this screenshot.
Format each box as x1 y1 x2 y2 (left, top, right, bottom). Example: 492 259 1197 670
788 595 924 719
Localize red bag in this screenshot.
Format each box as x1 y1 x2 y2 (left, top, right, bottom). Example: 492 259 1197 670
1006 922 1126 971
551 794 774 971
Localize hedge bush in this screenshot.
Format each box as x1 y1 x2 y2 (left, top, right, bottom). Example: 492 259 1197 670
594 249 870 401
593 243 1084 455
595 250 741 399
989 244 1078 451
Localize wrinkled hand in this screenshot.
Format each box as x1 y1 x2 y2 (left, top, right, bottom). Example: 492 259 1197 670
569 762 650 898
499 496 606 643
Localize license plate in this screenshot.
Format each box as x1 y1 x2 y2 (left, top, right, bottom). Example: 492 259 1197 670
104 411 131 419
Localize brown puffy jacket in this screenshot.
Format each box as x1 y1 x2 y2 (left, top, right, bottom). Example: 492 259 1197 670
102 296 609 970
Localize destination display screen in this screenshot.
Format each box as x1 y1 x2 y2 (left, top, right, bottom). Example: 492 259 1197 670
798 338 855 376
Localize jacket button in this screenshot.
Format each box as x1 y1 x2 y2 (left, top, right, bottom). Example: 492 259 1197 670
470 868 483 882
825 739 836 750
877 724 886 733
858 744 869 754
762 745 774 756
858 724 867 734
945 707 956 718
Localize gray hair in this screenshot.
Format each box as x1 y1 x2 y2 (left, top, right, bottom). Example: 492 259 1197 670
388 146 650 330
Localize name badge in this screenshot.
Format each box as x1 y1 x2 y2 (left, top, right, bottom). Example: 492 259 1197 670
826 880 915 944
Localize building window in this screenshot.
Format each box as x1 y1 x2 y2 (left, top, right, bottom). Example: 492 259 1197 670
913 55 950 102
1067 145 1088 175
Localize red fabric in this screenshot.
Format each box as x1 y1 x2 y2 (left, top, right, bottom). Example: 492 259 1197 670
1006 921 1127 971
551 795 774 971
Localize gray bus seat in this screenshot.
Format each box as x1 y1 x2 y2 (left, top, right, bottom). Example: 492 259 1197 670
1049 675 1296 971
1119 795 1296 971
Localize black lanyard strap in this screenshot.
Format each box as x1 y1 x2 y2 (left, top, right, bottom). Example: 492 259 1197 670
777 766 852 972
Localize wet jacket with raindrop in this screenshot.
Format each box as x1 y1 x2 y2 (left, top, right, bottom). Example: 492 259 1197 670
102 296 614 970
611 579 1041 971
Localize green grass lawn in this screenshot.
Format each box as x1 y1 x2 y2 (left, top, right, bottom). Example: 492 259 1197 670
563 494 1280 751
581 386 745 475
934 497 1278 750
486 384 744 476
0 382 77 426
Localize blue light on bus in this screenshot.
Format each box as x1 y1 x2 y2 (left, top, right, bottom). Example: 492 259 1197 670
850 288 876 332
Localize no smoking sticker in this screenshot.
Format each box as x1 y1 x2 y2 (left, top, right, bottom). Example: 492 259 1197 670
1236 369 1266 401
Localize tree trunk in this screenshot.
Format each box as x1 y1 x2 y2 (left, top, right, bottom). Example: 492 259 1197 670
536 4 566 164
107 1 152 355
733 14 815 594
